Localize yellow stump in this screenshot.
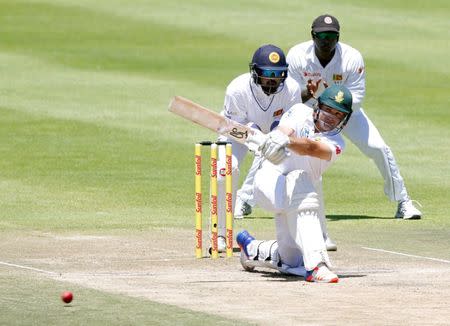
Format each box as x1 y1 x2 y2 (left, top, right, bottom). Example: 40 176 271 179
225 144 233 257
194 144 202 258
210 144 219 259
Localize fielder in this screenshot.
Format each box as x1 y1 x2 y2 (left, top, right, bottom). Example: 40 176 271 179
286 14 422 221
237 85 354 283
215 44 301 251
235 14 422 250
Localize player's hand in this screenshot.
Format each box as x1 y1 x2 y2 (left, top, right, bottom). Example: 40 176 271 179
306 79 320 97
245 129 268 154
260 130 290 164
307 79 329 99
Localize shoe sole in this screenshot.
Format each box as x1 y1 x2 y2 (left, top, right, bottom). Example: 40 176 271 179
403 215 421 220
306 276 339 283
396 215 421 220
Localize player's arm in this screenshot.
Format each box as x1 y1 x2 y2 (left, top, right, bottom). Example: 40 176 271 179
222 89 247 124
344 51 365 110
256 126 331 164
287 137 332 161
274 125 331 161
300 79 327 103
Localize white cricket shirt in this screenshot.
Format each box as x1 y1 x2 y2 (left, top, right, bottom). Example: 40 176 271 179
273 103 345 181
222 73 301 134
287 40 365 111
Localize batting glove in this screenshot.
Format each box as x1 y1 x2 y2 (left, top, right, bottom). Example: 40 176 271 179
261 130 290 164
245 129 268 154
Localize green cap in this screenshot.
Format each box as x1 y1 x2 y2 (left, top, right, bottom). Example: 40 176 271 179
318 85 353 114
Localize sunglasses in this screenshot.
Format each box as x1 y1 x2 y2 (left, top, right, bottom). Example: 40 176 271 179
314 32 339 40
258 69 286 78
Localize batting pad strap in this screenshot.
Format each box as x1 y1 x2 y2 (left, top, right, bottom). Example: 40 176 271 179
246 240 281 270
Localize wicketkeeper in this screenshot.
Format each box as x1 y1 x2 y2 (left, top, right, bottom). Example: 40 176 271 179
215 44 301 252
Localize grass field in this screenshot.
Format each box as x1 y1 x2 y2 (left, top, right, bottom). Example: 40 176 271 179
0 0 449 325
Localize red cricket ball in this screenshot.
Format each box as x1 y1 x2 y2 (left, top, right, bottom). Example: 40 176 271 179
61 291 73 304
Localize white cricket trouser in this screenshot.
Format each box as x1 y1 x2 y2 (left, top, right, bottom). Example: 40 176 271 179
236 156 330 239
343 108 409 202
252 164 330 271
235 154 262 207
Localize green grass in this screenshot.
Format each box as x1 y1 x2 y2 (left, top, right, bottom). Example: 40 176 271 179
0 0 449 324
0 273 246 326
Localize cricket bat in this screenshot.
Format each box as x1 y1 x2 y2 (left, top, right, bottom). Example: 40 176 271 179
168 96 259 145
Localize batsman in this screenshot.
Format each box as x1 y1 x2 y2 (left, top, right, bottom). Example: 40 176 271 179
237 84 353 283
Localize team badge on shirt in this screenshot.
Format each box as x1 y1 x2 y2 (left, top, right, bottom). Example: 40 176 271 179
336 146 342 155
273 108 284 117
333 74 343 81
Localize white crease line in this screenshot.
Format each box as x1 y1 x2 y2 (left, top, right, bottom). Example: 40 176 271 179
0 261 60 275
362 247 450 264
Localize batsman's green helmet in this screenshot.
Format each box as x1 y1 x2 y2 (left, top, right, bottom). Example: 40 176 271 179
318 85 353 115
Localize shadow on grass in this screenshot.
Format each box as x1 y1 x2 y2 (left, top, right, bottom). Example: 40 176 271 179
327 214 392 221
242 215 392 221
241 216 273 220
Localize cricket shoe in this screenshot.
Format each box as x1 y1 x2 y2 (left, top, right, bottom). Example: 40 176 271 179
236 230 255 272
209 236 227 254
218 236 226 253
325 236 337 251
395 199 422 219
306 263 339 283
234 198 252 219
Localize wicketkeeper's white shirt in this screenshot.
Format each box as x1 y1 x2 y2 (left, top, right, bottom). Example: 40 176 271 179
222 73 301 134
